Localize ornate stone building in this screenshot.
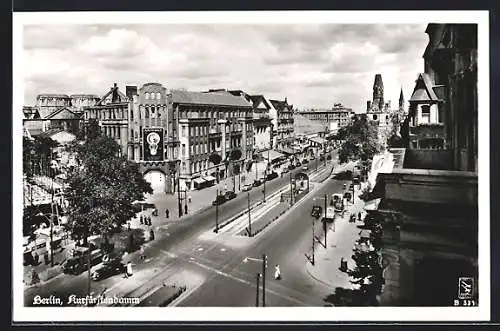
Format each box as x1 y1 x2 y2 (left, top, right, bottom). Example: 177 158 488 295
83 83 130 157
269 98 294 151
126 83 180 194
297 104 354 135
407 73 446 149
423 23 478 172
174 89 253 191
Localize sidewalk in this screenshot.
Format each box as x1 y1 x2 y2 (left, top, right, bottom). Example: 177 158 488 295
130 171 258 230
305 182 369 292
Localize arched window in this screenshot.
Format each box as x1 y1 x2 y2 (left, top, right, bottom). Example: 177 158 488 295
145 92 150 100
156 92 161 100
145 108 150 119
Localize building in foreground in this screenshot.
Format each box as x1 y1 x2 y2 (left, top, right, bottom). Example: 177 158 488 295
269 98 294 151
175 89 254 191
368 23 478 306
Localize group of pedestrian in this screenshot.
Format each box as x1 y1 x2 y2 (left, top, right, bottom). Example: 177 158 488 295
140 214 153 226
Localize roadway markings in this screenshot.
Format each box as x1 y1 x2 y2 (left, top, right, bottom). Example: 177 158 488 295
186 258 307 306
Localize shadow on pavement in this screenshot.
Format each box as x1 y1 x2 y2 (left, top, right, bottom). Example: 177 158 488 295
323 287 379 307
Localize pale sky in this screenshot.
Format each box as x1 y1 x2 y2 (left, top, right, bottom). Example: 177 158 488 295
23 24 429 112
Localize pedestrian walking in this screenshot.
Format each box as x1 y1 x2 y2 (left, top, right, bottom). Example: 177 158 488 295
31 269 40 285
140 215 144 225
184 204 188 215
32 250 39 266
147 216 152 226
165 209 169 219
43 252 49 265
149 229 155 241
127 221 131 232
139 246 146 261
124 261 133 278
274 264 281 280
358 212 362 221
188 195 192 204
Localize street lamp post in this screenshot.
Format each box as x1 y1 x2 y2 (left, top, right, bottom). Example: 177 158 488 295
256 273 261 307
243 255 268 307
215 189 219 233
247 191 252 236
311 216 315 266
262 254 267 307
177 171 183 218
263 171 266 203
323 193 327 247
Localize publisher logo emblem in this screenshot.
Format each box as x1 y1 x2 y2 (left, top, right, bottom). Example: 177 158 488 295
458 277 473 299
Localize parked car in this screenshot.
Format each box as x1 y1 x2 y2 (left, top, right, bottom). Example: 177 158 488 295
266 172 279 181
281 167 290 174
212 194 227 206
319 156 325 161
62 248 103 275
302 166 309 171
224 191 237 201
91 255 125 281
288 164 296 170
295 162 301 168
242 183 253 192
311 205 323 219
253 179 262 187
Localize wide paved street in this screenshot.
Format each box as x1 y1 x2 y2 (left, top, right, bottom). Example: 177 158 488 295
175 174 350 306
24 156 351 307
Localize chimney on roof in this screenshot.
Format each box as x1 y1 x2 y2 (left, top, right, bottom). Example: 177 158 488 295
114 83 117 88
126 86 138 100
285 97 288 103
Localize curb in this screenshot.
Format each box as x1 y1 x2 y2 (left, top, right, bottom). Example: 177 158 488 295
304 261 337 291
215 187 287 232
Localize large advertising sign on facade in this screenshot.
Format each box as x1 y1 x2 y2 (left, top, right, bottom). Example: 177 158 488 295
142 127 164 161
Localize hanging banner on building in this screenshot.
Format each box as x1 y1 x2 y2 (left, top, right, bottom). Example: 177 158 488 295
143 127 164 161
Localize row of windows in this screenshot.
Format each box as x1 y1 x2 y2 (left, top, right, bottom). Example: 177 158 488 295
130 106 166 120
103 125 122 139
145 92 162 100
181 123 252 137
85 107 127 120
180 137 244 158
178 109 251 120
255 127 268 134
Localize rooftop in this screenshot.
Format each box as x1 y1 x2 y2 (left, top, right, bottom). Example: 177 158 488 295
172 89 252 107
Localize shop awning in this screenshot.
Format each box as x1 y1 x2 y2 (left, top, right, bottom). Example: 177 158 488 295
203 175 217 182
261 150 285 162
364 198 382 211
193 177 206 185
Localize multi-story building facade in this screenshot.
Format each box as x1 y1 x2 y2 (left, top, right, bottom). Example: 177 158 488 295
423 23 478 171
269 98 294 150
125 83 180 194
407 73 446 149
297 104 354 135
23 93 99 137
366 74 395 147
369 23 478 306
83 83 130 157
249 95 272 152
174 90 254 191
227 90 272 153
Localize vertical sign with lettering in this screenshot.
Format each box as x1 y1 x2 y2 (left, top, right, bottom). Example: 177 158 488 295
143 127 164 161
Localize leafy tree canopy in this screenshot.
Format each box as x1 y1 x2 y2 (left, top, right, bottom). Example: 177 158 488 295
229 148 242 161
338 114 381 164
209 152 222 165
65 135 152 245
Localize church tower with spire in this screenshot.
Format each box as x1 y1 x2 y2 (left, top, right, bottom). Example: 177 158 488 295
399 87 405 112
367 73 385 112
